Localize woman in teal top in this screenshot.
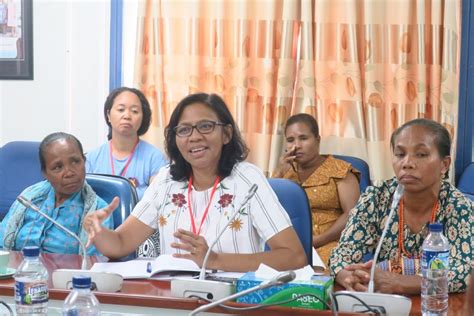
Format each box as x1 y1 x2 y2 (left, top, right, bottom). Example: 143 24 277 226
0 132 113 255
330 119 472 294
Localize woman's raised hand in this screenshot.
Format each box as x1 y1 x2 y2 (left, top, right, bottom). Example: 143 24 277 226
84 197 120 247
274 145 297 177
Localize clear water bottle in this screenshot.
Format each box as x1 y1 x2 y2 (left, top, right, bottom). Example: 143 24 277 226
14 246 49 315
63 275 100 316
421 223 450 316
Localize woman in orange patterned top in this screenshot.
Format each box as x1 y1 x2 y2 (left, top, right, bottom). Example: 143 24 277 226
273 114 360 264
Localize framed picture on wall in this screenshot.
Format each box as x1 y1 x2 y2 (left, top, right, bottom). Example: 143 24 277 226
0 0 33 80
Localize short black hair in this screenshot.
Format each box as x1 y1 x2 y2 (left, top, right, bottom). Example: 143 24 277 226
39 132 85 172
103 87 152 140
390 118 451 158
165 93 249 181
285 113 319 137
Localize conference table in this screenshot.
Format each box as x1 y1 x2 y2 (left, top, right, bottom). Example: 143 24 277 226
0 252 466 315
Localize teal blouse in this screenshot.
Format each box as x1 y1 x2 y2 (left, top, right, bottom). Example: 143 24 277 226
0 180 113 256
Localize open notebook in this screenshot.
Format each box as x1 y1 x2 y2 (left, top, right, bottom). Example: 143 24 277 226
90 254 202 280
91 250 326 280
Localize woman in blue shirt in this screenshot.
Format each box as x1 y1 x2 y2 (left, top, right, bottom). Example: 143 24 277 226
86 87 168 200
1 132 113 255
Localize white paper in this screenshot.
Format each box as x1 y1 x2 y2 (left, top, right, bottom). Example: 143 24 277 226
254 263 315 281
210 271 246 279
312 247 326 269
253 263 278 279
91 259 151 279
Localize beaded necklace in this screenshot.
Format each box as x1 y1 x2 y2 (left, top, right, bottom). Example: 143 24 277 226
397 199 438 259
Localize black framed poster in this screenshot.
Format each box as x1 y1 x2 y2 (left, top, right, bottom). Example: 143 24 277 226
0 0 33 80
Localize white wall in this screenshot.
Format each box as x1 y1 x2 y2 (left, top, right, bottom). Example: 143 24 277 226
0 0 110 152
122 0 138 87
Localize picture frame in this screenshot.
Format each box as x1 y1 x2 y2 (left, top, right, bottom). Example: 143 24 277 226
0 0 33 80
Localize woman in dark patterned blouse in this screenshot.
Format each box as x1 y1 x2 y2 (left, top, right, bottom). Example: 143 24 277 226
330 118 473 294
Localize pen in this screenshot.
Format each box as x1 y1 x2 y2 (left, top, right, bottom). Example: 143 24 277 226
146 262 152 273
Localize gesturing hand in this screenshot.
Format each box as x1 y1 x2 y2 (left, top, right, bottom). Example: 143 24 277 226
83 197 120 248
171 228 215 268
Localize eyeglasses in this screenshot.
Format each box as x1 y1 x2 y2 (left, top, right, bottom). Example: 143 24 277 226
173 120 227 137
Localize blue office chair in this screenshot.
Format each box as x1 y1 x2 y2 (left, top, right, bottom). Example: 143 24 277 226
0 141 43 219
85 173 138 229
457 162 474 195
333 155 371 193
267 178 313 264
463 193 474 202
86 173 139 260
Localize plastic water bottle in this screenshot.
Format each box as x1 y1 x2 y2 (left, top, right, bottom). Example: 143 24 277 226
421 223 450 316
63 275 100 316
14 246 49 315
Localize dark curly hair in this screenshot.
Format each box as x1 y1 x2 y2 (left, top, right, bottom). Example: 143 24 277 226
165 93 249 181
39 132 85 172
104 87 152 140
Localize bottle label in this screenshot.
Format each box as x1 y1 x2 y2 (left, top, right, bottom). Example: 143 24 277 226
15 281 49 305
421 250 449 271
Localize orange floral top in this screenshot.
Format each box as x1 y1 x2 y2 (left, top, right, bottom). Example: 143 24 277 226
283 155 360 264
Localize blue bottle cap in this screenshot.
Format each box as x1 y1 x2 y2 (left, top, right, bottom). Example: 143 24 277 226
72 275 92 289
428 222 443 232
22 246 40 257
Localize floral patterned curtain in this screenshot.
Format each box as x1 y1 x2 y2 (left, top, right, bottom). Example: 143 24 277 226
134 0 460 182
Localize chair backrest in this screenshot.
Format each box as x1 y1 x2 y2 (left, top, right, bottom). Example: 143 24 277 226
463 193 474 202
333 155 371 193
85 173 138 229
0 141 43 219
267 178 312 264
457 162 474 195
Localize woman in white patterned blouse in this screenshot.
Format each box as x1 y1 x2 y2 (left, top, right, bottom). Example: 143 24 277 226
83 93 307 272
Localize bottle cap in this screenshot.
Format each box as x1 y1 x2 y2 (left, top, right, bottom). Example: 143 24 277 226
72 275 92 289
428 222 443 232
22 246 40 257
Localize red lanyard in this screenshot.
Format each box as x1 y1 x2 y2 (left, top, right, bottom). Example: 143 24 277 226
109 140 139 177
398 199 438 259
187 175 220 235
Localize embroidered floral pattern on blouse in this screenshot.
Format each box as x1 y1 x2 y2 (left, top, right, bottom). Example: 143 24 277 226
160 181 251 233
229 218 243 231
159 214 168 227
159 190 187 228
171 193 186 207
214 185 249 231
218 194 234 208
227 206 249 231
